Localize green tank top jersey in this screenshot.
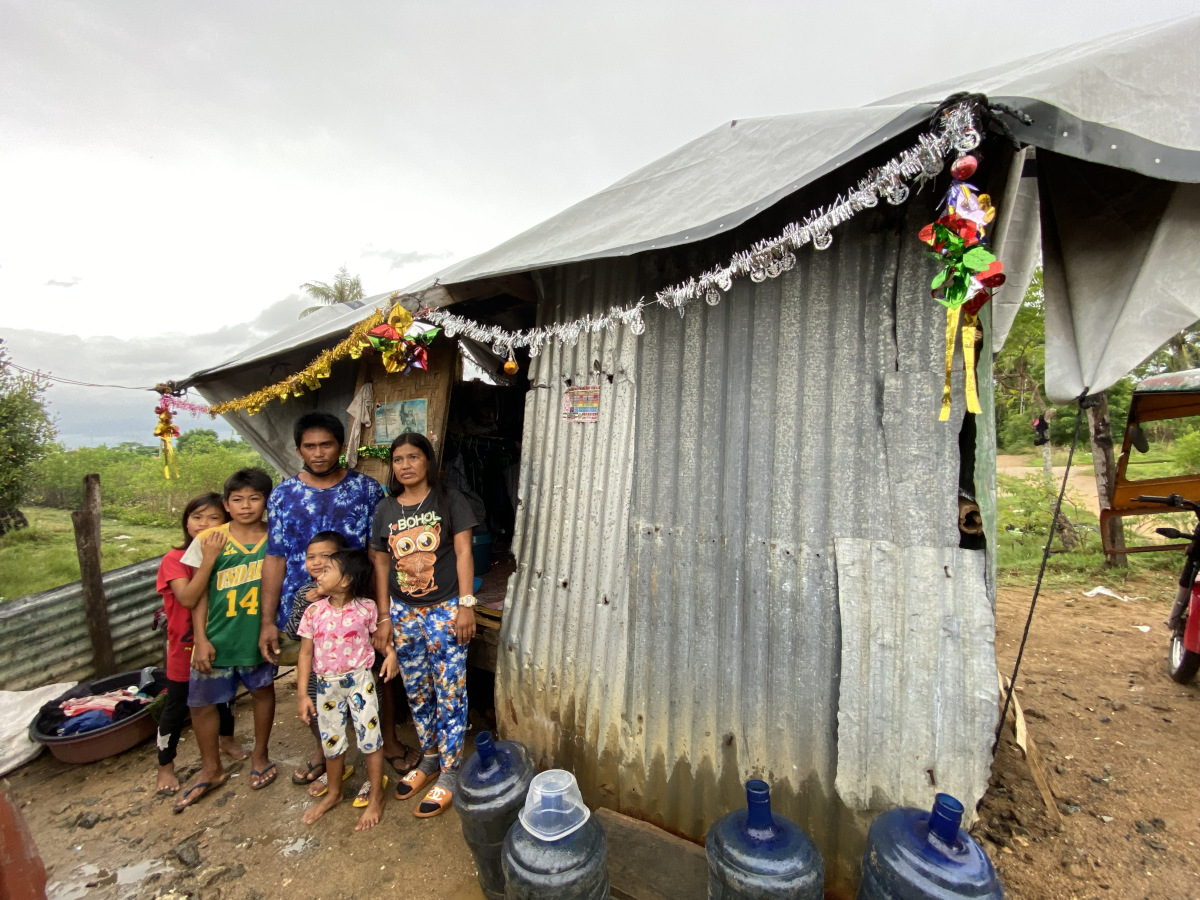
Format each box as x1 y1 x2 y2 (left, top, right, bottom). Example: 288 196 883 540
204 525 268 668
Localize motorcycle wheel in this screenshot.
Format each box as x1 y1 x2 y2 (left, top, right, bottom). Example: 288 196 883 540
1168 629 1200 684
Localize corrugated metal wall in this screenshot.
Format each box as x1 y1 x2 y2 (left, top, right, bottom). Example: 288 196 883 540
497 193 999 897
0 559 164 690
497 260 642 810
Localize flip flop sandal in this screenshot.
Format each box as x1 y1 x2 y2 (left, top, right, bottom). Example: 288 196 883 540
156 785 179 797
249 763 278 791
352 775 389 808
292 759 326 785
311 764 355 798
414 785 453 818
395 767 436 800
385 748 422 776
171 774 230 814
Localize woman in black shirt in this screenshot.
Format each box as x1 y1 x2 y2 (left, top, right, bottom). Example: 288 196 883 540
371 432 478 818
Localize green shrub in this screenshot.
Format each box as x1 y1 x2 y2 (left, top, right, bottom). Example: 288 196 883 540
1172 431 1200 471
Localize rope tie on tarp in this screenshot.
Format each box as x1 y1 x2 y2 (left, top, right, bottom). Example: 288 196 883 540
928 92 1034 150
993 391 1094 754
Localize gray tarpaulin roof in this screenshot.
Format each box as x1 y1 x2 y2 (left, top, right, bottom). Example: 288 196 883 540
184 14 1200 410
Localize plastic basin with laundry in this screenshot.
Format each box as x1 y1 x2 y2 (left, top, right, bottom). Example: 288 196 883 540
28 669 165 765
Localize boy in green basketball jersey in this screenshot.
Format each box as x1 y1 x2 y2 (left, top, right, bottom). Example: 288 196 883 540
173 468 277 812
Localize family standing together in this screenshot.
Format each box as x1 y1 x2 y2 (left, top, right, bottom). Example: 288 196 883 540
153 412 479 831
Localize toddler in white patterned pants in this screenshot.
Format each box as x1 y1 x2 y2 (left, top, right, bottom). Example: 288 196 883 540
315 668 381 758
296 550 399 831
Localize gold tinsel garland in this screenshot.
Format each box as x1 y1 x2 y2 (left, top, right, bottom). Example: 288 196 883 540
208 305 392 416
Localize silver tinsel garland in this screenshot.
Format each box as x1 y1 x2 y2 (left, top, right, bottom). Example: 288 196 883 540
425 103 982 359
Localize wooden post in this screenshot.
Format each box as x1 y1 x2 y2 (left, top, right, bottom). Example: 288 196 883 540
72 474 115 677
1087 392 1127 566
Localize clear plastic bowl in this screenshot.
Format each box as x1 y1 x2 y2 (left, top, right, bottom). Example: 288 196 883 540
517 769 591 841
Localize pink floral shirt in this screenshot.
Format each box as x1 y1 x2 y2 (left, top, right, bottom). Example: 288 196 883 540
297 597 377 676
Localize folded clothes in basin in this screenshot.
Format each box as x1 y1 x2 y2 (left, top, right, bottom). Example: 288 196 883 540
58 709 114 736
61 688 146 717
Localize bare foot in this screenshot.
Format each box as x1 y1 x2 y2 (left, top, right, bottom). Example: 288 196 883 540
302 791 340 825
355 797 385 831
156 764 180 795
220 737 250 761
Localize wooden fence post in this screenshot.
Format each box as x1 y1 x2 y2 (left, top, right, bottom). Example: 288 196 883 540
72 473 116 677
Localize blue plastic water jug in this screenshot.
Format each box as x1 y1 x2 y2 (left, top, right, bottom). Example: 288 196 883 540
501 769 609 899
857 793 1003 900
454 732 535 899
705 780 824 899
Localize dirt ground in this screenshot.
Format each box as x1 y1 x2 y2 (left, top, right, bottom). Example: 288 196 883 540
13 671 488 900
983 573 1200 900
9 566 1200 900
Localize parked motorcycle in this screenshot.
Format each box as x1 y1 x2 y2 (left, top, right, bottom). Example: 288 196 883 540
1138 493 1200 683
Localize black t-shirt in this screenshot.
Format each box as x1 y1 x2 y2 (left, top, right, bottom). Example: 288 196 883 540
371 488 478 607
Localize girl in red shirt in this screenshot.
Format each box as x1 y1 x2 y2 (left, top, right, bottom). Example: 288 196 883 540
154 492 249 794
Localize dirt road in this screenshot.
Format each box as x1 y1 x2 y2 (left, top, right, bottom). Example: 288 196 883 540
996 453 1103 517
9 567 1199 899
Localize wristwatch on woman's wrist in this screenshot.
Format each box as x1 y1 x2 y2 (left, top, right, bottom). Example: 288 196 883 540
459 594 477 608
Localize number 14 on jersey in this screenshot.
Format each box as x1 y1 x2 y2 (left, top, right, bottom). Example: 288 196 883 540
224 586 260 618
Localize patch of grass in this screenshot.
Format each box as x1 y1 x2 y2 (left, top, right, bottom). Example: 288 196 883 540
0 506 177 601
996 472 1181 588
996 535 1180 589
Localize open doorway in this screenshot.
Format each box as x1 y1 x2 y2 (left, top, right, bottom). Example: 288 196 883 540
438 295 535 730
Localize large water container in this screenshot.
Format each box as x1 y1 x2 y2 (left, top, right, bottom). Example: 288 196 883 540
454 731 535 900
858 793 1003 900
706 779 824 899
501 770 609 899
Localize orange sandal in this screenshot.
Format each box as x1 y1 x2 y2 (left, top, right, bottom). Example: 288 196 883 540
414 784 453 818
395 767 435 800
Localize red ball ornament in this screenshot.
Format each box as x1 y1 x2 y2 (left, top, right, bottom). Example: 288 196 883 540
950 155 978 181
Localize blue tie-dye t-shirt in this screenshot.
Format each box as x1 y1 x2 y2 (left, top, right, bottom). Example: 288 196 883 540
266 469 385 627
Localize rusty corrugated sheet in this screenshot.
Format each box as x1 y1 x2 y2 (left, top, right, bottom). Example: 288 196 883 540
0 559 164 690
497 193 999 897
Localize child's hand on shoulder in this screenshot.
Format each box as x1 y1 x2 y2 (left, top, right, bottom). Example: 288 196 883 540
298 695 316 724
191 638 216 674
380 649 399 683
199 529 228 563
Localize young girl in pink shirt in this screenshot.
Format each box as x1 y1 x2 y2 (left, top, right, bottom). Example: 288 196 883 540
297 549 399 831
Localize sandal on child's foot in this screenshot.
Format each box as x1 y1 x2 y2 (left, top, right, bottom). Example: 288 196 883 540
385 746 422 776
292 759 326 785
352 775 389 808
414 785 453 818
310 764 354 798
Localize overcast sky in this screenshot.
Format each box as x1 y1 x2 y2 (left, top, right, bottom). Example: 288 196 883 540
4 0 1200 446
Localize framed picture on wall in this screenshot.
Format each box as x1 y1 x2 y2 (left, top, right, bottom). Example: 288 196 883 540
375 399 428 444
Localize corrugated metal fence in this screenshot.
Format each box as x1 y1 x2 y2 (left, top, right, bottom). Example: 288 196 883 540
0 558 164 690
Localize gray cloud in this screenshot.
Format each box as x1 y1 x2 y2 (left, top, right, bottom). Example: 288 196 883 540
3 294 309 446
361 247 452 271
44 277 80 287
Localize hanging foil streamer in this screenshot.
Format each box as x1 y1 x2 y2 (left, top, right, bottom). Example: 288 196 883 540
421 102 983 354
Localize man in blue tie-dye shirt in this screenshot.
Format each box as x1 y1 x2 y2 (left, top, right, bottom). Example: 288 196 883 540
258 412 421 788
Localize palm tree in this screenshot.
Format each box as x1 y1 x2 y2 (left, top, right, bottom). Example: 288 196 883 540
299 266 365 318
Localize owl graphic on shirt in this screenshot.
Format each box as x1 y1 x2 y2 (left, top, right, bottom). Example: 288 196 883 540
389 522 441 598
